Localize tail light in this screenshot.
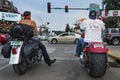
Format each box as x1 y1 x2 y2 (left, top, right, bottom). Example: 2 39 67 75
84 47 88 52
12 48 17 54
107 33 111 37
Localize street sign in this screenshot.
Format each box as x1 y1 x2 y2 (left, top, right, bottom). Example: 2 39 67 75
87 8 100 10
54 7 63 9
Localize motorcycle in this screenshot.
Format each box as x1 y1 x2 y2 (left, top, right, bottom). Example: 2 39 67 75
80 42 108 77
1 24 43 75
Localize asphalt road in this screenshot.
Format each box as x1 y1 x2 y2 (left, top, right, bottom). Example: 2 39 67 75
0 41 120 80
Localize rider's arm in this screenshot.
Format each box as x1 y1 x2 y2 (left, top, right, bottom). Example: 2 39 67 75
80 21 86 32
31 21 39 36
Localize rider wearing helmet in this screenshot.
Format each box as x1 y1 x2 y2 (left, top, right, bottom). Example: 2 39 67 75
75 10 105 57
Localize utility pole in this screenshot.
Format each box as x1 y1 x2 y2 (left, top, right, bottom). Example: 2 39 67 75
102 0 105 11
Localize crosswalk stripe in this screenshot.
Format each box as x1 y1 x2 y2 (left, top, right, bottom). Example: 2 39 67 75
0 64 10 70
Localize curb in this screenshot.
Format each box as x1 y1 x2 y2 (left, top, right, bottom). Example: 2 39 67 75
107 50 120 68
108 50 120 60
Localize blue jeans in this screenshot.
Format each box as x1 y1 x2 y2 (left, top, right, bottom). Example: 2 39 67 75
76 38 85 55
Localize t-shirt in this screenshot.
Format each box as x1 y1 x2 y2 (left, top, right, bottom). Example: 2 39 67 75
80 19 105 42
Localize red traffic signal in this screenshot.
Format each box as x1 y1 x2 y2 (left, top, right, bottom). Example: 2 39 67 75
47 2 51 13
65 5 68 12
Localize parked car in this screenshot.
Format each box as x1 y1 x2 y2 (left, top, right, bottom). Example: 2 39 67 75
0 33 12 44
102 28 120 45
47 32 81 44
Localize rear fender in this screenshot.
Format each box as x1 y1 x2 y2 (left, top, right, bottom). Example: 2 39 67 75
88 42 108 54
9 45 23 64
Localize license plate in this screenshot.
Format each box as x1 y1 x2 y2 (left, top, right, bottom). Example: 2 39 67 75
11 41 23 45
94 44 104 48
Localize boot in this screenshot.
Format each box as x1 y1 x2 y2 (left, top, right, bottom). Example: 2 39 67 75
48 59 56 66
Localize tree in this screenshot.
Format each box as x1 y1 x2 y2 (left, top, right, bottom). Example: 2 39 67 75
65 24 71 32
103 0 120 10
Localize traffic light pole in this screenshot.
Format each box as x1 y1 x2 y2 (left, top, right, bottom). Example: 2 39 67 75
47 2 99 13
51 8 88 10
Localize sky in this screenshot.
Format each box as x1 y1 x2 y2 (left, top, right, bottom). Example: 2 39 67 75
9 0 103 31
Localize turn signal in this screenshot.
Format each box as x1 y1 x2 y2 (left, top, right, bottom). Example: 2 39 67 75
84 47 88 52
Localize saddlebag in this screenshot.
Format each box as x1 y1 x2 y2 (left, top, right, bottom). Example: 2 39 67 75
23 42 39 57
1 42 12 58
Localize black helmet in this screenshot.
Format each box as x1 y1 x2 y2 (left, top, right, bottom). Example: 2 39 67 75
89 10 96 19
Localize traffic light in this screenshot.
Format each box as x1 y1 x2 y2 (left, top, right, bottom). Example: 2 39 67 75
65 5 68 12
47 2 51 13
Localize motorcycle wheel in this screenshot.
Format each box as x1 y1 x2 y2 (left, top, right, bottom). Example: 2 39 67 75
87 53 107 77
12 58 28 75
37 49 43 61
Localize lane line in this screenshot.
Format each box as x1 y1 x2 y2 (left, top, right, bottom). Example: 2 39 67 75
0 64 10 70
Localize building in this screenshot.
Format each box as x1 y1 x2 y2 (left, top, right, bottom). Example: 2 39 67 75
0 0 21 33
0 0 18 13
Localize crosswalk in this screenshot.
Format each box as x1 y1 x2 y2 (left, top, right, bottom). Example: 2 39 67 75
46 48 56 54
0 45 78 70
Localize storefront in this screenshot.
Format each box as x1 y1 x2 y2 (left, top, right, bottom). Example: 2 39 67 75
0 12 21 32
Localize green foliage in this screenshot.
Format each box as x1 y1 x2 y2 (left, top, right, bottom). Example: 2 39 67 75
105 21 117 28
104 0 120 10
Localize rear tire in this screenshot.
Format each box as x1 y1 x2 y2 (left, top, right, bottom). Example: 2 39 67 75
37 49 43 61
87 53 107 77
13 58 28 75
112 38 120 45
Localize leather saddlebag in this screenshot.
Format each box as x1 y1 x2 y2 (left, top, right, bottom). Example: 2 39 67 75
1 42 12 58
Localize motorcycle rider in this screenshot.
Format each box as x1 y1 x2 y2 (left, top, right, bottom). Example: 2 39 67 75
75 10 105 57
19 11 56 66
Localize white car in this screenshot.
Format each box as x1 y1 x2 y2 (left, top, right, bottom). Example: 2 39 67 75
47 32 81 44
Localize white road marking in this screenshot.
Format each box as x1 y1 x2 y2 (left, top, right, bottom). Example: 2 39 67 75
0 64 10 70
46 48 56 54
50 57 79 61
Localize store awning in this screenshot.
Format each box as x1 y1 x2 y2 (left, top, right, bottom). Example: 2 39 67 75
102 10 120 21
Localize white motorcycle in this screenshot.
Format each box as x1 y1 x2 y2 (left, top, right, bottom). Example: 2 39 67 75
1 24 42 75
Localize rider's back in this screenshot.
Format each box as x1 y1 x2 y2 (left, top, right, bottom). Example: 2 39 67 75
80 19 105 42
19 19 36 28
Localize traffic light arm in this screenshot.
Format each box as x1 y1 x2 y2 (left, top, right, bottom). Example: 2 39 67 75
47 2 100 13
